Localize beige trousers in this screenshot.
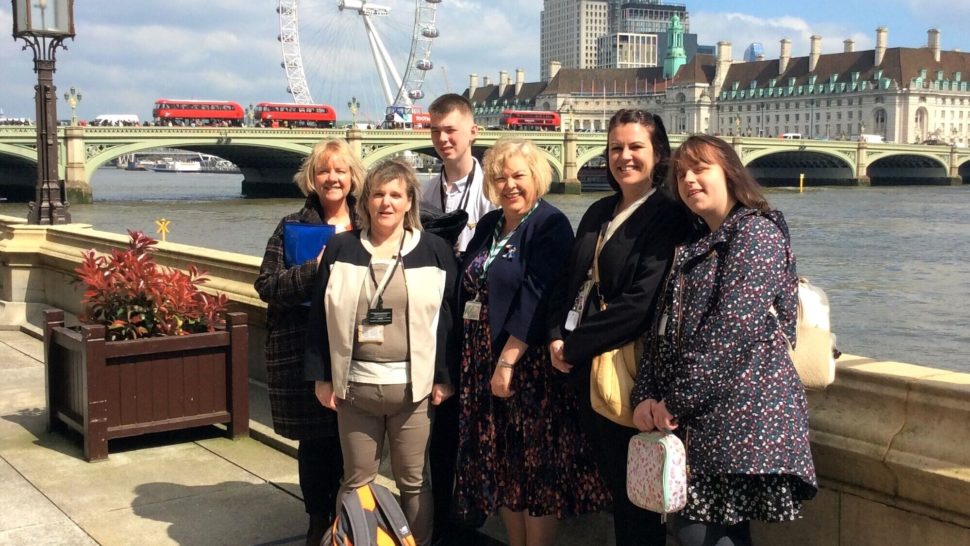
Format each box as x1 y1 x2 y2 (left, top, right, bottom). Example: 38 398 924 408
336 382 433 546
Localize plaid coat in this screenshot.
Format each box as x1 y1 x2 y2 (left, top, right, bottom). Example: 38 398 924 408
255 195 355 439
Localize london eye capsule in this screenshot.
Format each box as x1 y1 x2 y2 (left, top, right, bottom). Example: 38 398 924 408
421 26 439 38
409 89 425 100
416 59 433 70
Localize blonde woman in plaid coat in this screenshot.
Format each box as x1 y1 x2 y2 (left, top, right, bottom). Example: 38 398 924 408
254 138 362 546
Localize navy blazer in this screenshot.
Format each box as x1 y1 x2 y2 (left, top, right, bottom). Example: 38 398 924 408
460 200 574 349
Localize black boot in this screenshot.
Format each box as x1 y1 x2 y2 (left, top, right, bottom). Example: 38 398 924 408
306 513 330 546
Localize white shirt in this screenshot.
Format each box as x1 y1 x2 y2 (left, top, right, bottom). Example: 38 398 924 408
419 157 496 253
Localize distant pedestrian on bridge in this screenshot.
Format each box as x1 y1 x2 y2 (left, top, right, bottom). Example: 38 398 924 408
254 138 363 546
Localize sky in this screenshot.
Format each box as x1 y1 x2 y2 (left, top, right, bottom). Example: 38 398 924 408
1 0 969 124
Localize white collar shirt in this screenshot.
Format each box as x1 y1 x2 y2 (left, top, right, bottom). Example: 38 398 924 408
419 157 496 253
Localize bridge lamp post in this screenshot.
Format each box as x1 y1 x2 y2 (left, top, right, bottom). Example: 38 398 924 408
348 96 360 128
63 85 80 125
12 0 74 225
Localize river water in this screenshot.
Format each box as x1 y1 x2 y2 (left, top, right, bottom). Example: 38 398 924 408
2 168 969 373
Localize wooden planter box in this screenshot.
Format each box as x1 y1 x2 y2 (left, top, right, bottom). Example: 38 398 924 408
43 309 250 461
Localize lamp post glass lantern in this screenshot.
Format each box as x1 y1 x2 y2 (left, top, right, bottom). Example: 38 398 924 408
63 85 81 125
348 96 360 127
12 0 75 224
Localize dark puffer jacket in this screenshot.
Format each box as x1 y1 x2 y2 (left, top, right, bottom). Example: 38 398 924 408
632 206 816 488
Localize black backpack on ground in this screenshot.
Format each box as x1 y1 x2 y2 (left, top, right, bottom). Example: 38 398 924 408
320 482 416 546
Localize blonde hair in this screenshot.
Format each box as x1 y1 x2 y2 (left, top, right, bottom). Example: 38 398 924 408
356 158 424 231
293 139 365 198
481 137 552 205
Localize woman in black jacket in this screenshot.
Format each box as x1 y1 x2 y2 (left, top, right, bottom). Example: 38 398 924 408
547 110 691 546
254 138 362 546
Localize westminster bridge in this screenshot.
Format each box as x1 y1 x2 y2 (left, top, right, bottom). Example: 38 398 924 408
1 125 969 203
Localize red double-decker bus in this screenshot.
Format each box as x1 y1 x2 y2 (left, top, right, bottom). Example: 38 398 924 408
412 111 431 129
152 99 244 127
501 109 561 131
254 102 337 128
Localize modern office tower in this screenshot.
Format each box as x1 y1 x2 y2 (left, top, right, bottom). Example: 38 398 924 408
544 0 701 76
609 0 689 35
541 0 609 80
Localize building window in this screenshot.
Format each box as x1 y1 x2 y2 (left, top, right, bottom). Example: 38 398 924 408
873 108 888 136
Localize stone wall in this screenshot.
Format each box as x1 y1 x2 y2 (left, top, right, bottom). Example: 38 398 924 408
0 217 269 383
2 217 969 546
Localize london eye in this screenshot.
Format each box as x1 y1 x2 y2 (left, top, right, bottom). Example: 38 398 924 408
276 0 441 123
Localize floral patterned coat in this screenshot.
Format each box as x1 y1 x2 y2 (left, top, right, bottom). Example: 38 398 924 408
632 206 816 488
254 195 355 440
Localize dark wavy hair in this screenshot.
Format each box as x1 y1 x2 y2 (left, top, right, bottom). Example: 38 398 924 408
669 134 771 213
603 109 672 192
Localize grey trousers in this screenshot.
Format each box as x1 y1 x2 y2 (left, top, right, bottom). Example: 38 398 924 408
336 382 433 546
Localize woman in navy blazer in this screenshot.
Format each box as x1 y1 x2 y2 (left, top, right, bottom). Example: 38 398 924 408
452 138 609 546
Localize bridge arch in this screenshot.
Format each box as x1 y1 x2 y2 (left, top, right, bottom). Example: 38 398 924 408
745 149 856 186
0 144 41 201
959 159 970 184
867 152 950 185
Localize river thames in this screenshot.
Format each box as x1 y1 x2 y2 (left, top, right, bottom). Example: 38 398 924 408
2 168 969 373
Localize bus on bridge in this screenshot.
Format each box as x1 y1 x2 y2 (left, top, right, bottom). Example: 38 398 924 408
254 102 336 128
153 99 244 127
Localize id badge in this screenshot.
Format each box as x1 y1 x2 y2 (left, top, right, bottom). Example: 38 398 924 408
463 300 482 321
367 307 393 325
565 310 580 332
357 324 384 344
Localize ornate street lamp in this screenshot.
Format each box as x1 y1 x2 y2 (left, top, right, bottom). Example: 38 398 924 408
12 0 75 224
348 96 360 128
63 85 80 125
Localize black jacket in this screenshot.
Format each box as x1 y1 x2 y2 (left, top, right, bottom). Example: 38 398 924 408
547 190 692 366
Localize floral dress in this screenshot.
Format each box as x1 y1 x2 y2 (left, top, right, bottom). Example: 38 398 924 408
453 250 610 521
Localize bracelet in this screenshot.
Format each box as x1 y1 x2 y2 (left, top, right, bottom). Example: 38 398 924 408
497 359 516 369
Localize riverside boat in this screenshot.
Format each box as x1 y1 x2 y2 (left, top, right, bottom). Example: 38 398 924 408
152 158 203 173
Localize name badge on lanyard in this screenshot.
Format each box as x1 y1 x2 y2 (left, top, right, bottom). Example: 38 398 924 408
359 232 405 342
463 299 482 321
466 202 540 322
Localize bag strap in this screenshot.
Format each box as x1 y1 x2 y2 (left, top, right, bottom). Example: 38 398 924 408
592 227 608 310
342 488 372 545
370 484 415 545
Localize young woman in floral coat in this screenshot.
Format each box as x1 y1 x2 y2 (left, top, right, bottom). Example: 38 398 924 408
631 135 817 546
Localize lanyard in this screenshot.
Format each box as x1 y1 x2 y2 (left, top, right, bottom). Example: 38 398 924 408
438 161 476 213
481 201 540 277
365 231 406 309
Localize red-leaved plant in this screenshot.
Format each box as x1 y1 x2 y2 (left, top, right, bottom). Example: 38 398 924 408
74 230 229 341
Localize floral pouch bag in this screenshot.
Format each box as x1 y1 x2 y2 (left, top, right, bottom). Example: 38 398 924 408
627 431 688 520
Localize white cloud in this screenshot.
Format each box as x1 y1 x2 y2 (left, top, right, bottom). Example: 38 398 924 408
691 12 875 58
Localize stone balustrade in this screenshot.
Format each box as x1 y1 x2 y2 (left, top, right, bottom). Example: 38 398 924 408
1 215 968 545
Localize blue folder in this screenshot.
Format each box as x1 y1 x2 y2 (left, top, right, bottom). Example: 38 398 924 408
283 222 335 267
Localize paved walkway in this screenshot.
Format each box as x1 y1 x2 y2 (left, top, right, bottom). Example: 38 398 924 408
0 328 613 545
